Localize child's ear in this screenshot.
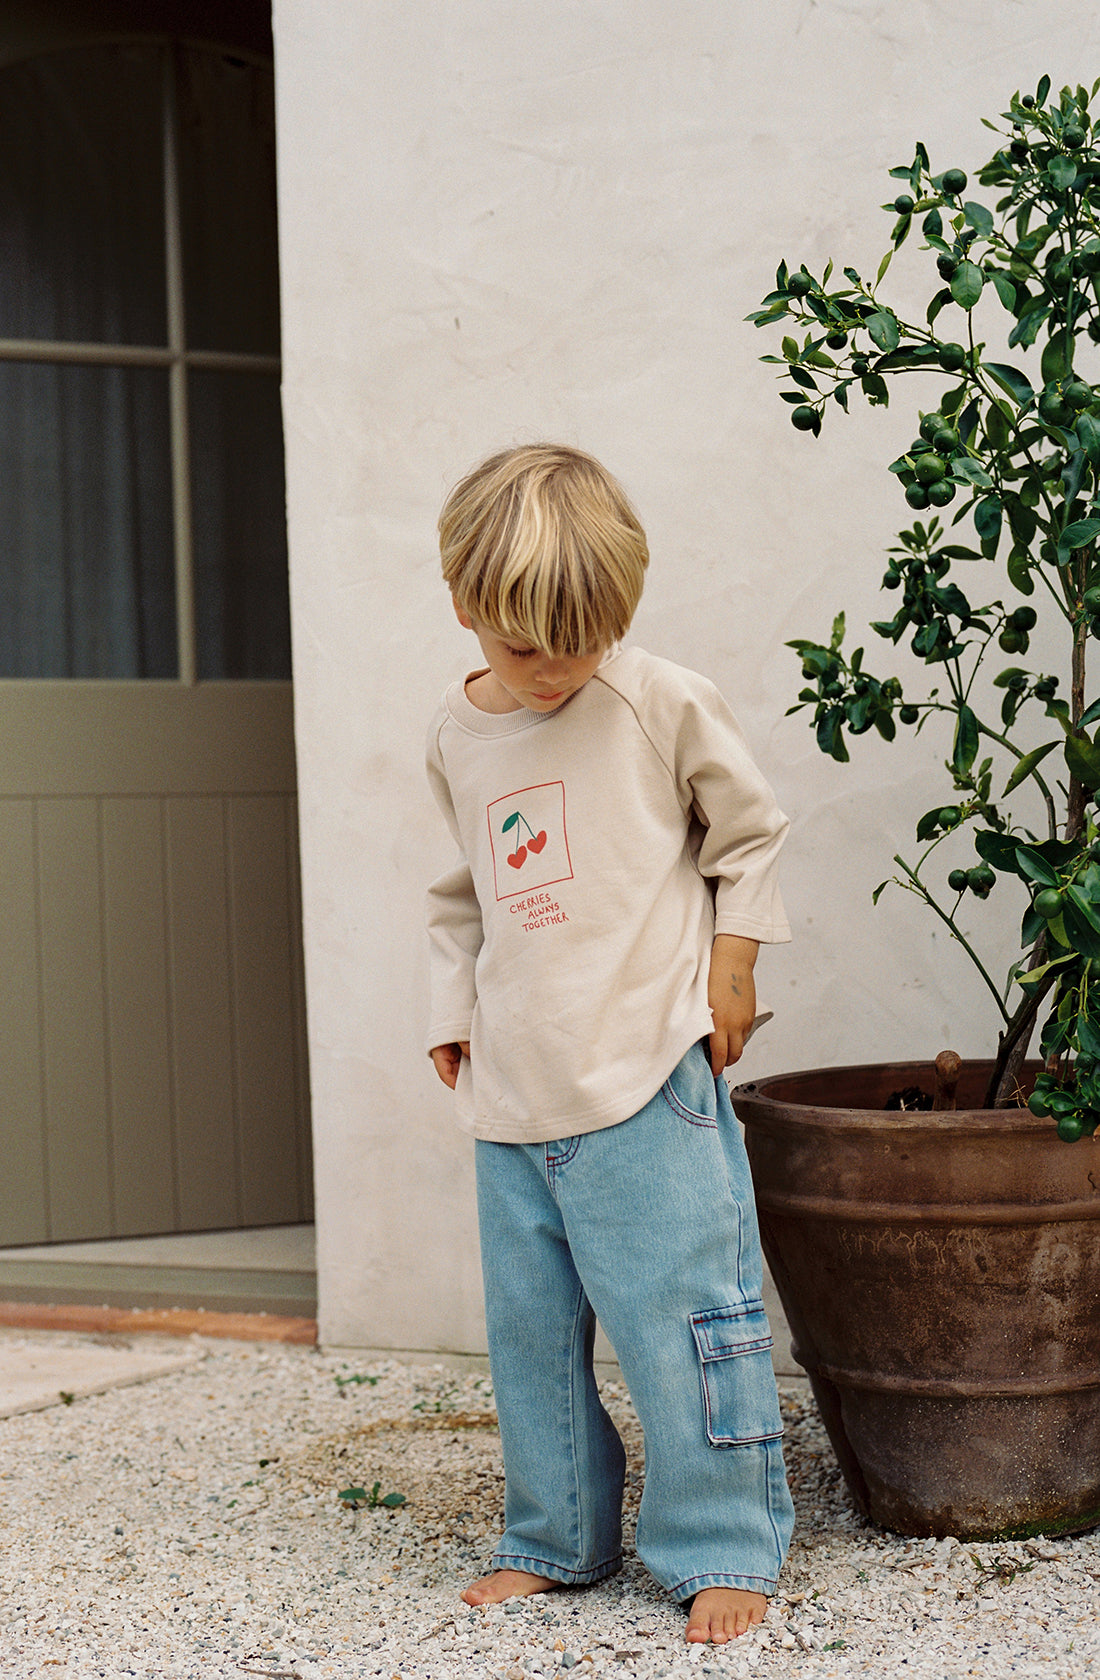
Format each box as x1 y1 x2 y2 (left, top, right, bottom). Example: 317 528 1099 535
452 597 474 631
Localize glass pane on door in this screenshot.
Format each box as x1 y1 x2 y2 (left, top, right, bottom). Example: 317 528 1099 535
190 368 291 679
0 363 175 678
177 49 281 356
0 45 167 345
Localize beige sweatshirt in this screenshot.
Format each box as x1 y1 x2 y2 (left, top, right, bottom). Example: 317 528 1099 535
425 645 790 1142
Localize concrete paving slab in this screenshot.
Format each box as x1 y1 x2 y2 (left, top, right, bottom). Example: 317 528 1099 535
0 1333 204 1419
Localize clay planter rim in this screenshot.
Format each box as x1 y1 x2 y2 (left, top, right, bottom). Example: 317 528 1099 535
732 1059 1052 1135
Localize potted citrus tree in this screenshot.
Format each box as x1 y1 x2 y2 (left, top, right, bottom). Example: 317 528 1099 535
736 75 1100 1540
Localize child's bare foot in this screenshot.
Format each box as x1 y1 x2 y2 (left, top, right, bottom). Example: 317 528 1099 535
685 1587 767 1643
461 1569 558 1606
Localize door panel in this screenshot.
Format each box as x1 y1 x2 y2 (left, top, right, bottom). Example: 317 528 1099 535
0 681 313 1244
0 799 47 1242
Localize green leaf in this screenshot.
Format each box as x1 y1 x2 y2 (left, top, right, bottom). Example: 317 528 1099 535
1005 497 1038 549
1015 845 1060 887
860 371 890 405
1061 899 1100 960
1007 548 1035 595
975 829 1025 872
1061 448 1088 509
923 207 943 239
1080 698 1100 729
1048 155 1079 192
1003 740 1058 794
964 199 995 234
1037 74 1051 105
973 495 1003 544
927 286 954 327
952 703 980 775
950 259 985 309
1077 1013 1100 1058
781 336 800 362
1008 305 1049 349
983 362 1034 408
1041 328 1072 385
501 813 520 834
1066 884 1100 934
788 366 820 391
1065 731 1100 789
1077 410 1100 466
990 270 1017 310
866 310 900 352
878 246 895 281
1060 516 1100 551
917 807 945 842
950 456 994 489
985 400 1010 450
378 1492 407 1508
816 709 850 763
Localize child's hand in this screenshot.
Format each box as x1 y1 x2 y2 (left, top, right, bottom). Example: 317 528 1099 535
707 935 759 1074
430 1041 470 1089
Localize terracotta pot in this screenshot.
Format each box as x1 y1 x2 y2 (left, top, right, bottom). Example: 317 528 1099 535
730 1061 1100 1540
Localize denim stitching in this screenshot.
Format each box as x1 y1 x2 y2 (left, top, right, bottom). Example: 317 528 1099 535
659 1076 717 1130
545 1136 582 1180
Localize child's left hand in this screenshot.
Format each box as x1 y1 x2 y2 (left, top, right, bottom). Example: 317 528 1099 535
707 934 760 1074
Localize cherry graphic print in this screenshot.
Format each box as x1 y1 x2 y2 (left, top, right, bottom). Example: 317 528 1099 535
502 810 546 869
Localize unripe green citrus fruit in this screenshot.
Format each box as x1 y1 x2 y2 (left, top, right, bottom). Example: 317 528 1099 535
905 482 930 509
1034 888 1064 919
1057 1113 1085 1142
1064 379 1093 410
914 453 947 485
927 479 956 507
791 405 817 431
937 342 966 371
787 272 813 296
1039 389 1074 426
941 168 968 195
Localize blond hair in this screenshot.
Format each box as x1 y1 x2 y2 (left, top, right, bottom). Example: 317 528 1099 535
438 444 649 655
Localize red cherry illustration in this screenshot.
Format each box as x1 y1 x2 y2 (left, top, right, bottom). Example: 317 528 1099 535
526 830 547 854
507 846 528 869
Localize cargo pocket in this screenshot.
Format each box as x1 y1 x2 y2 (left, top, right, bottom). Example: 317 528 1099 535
690 1303 784 1447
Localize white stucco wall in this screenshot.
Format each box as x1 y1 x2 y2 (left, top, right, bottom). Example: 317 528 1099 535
272 0 1100 1348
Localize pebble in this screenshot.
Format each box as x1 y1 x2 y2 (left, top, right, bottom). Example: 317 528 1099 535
0 1331 1097 1678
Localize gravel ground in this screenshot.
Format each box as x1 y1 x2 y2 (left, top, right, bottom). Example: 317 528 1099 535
0 1331 1098 1680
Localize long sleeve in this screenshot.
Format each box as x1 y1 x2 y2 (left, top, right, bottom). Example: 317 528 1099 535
425 719 484 1048
670 675 791 943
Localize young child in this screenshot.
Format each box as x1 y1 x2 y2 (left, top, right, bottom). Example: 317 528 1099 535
425 443 795 1646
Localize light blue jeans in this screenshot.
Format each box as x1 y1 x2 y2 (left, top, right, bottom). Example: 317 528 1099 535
474 1041 795 1603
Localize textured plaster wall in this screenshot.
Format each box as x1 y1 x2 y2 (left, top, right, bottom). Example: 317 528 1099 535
272 0 1100 1348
